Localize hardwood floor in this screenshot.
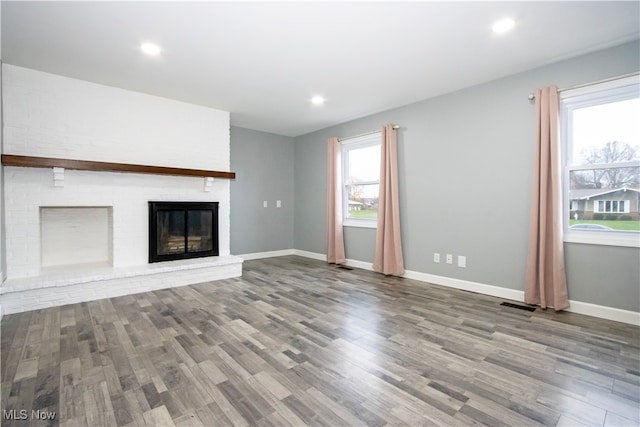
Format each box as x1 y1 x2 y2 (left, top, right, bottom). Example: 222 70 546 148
1 255 639 426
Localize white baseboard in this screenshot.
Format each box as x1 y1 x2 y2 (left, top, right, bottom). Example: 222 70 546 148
342 258 374 271
290 249 639 326
237 249 295 260
292 249 326 261
403 269 526 302
566 300 639 326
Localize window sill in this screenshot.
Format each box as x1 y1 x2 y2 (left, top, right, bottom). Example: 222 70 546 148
343 219 377 229
564 231 640 248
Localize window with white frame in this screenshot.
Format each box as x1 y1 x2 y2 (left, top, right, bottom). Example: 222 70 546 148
593 200 630 214
561 75 640 246
341 132 381 227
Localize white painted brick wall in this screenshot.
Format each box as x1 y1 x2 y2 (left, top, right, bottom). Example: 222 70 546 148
0 54 4 291
0 65 236 308
3 64 230 171
4 167 231 278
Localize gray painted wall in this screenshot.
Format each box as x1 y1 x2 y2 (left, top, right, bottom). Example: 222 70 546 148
294 41 640 312
230 127 295 255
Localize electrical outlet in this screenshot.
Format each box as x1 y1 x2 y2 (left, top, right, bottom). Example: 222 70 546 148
446 254 453 264
277 200 282 208
263 201 268 208
458 255 466 268
433 253 440 263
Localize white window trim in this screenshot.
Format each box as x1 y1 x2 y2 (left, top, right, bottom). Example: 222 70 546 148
561 75 640 248
341 132 381 229
564 231 640 248
343 218 378 228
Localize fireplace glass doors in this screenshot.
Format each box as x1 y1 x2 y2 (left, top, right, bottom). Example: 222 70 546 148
149 202 219 263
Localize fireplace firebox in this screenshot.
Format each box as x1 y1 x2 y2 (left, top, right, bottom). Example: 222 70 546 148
149 201 219 263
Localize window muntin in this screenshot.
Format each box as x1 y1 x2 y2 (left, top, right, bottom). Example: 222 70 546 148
341 133 381 227
561 75 640 246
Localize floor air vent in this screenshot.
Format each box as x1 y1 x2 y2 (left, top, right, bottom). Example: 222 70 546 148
500 302 536 312
337 265 353 270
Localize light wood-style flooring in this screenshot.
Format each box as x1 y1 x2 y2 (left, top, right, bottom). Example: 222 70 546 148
2 256 639 426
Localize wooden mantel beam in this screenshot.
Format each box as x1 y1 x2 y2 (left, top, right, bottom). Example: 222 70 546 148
1 154 236 179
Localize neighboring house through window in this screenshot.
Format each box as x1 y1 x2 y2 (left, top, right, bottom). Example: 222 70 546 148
341 132 381 227
561 75 640 246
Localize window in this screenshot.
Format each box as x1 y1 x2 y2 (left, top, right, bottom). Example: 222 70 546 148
341 133 381 227
594 200 629 214
561 75 640 246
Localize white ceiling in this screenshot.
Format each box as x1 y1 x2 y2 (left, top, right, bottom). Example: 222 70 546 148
2 1 639 137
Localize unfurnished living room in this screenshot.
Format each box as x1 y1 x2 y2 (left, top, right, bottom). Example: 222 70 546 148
0 1 639 426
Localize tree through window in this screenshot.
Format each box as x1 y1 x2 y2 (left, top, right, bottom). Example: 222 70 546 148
341 132 381 226
561 75 640 242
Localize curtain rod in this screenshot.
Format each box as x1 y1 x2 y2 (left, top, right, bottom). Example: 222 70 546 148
338 125 400 142
527 72 639 100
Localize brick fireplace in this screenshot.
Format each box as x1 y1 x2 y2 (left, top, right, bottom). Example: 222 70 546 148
0 64 242 315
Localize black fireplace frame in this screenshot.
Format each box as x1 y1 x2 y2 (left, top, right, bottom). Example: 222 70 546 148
148 201 219 263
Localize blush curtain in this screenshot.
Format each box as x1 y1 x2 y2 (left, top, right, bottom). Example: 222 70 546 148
525 86 569 310
326 137 346 264
373 125 405 276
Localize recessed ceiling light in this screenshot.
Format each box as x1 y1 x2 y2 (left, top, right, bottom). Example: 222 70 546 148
492 18 515 34
141 42 161 56
311 96 325 105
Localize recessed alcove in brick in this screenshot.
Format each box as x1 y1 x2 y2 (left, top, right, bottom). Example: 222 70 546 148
40 206 113 269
